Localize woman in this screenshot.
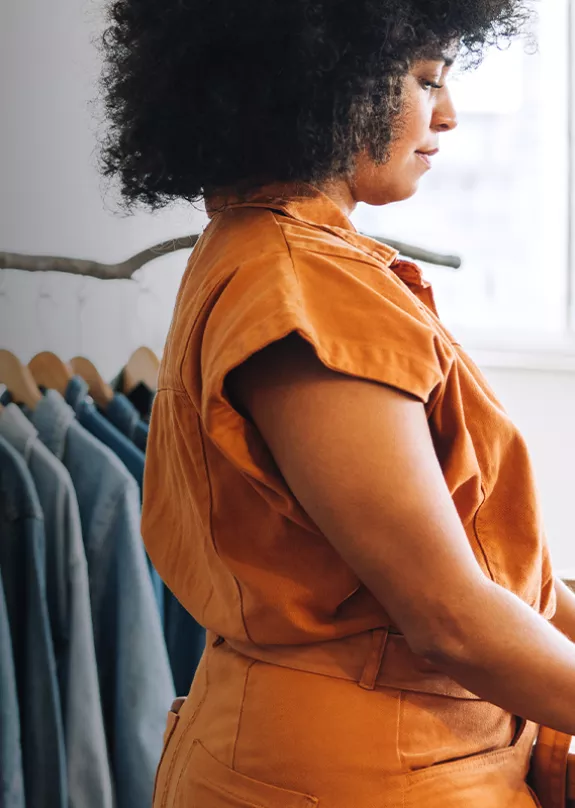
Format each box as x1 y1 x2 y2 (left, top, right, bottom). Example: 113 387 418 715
99 1 575 805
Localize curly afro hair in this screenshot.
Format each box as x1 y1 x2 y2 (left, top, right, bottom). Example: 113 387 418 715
96 0 534 213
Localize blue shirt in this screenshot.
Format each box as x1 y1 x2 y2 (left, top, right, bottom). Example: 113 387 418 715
0 572 25 808
65 377 164 623
27 391 175 808
65 376 146 489
102 393 149 453
0 435 67 808
0 404 112 808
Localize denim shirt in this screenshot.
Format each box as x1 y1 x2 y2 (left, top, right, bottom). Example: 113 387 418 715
65 377 164 622
65 376 146 489
0 571 25 808
0 404 113 808
99 388 205 692
0 435 67 808
103 392 149 453
28 391 175 808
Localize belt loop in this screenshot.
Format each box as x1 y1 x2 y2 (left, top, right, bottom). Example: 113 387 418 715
358 627 389 691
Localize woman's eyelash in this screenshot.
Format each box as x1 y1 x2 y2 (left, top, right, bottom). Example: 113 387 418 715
421 79 444 90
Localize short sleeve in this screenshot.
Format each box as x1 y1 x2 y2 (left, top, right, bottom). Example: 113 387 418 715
202 248 448 398
193 247 451 498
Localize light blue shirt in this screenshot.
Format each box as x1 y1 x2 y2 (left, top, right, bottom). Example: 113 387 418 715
0 573 25 808
0 434 66 808
0 403 113 808
27 391 175 808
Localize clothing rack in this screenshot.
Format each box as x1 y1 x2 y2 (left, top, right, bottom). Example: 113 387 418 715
0 233 462 281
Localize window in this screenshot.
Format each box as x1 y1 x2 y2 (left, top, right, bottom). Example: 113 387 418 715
350 0 571 356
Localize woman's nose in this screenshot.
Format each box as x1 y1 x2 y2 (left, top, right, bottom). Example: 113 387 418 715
433 88 458 133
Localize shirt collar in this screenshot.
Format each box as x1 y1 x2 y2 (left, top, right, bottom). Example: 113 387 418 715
0 403 39 462
65 375 90 411
204 181 430 289
27 389 76 462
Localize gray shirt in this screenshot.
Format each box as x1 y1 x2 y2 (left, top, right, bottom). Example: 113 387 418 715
0 404 113 808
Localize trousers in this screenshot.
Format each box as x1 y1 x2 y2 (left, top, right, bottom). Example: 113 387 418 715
153 627 541 807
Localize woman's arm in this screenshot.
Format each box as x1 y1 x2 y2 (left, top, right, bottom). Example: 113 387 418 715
551 577 575 644
227 332 575 735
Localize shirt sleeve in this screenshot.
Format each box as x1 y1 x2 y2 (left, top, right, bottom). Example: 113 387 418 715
191 247 453 500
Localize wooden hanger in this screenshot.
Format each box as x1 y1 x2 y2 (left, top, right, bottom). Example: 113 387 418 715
69 356 114 409
123 347 160 394
0 350 43 409
28 351 73 397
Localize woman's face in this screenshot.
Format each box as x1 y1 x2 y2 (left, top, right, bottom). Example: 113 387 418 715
327 58 458 212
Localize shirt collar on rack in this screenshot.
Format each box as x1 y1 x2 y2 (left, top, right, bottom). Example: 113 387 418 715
27 389 76 462
0 403 39 461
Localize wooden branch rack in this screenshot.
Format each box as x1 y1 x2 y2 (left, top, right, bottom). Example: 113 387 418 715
0 234 462 281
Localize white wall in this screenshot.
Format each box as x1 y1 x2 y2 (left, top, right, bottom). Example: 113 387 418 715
477 367 575 576
0 0 208 380
2 0 574 575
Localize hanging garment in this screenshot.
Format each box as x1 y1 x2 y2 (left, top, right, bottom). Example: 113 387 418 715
0 435 67 808
26 390 175 808
101 391 149 453
0 573 25 808
99 384 206 694
65 375 146 488
111 369 156 424
142 181 555 806
64 375 164 623
163 591 206 697
0 403 113 808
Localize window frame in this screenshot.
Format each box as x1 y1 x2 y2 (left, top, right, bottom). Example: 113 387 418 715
454 0 575 370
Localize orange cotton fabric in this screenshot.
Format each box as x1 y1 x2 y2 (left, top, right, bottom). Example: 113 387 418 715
142 181 556 808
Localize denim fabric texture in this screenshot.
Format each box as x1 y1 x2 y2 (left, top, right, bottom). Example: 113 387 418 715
0 404 113 808
65 377 164 623
163 591 206 696
103 393 149 453
0 573 25 808
102 388 204 689
27 391 175 808
0 435 67 808
65 376 145 489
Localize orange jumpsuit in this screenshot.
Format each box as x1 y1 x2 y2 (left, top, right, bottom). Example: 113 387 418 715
142 181 557 807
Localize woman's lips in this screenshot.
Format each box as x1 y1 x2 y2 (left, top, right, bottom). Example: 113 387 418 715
415 148 439 168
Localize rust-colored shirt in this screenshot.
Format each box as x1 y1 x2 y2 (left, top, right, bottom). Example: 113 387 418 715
141 181 556 646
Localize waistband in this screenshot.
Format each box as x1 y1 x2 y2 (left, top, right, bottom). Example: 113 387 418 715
207 627 481 700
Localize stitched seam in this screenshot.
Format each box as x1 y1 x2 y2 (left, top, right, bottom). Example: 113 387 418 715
232 659 257 770
156 387 190 396
176 272 241 404
290 243 393 272
153 717 178 806
190 762 313 808
397 691 406 771
404 744 517 784
189 740 317 807
162 656 210 807
196 419 218 616
473 483 496 581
